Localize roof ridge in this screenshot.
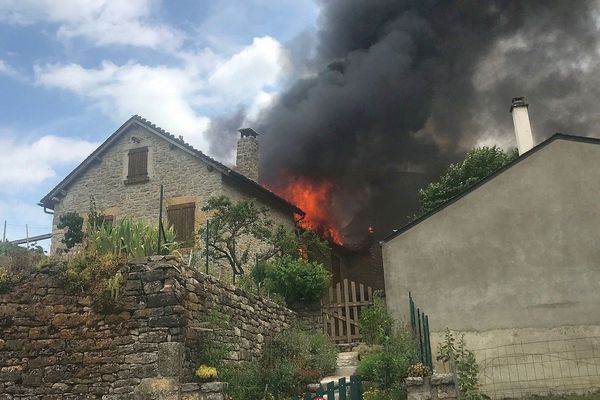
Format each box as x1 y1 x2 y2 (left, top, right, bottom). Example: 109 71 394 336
131 114 228 171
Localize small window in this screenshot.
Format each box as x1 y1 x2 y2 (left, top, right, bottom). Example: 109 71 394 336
167 203 195 246
126 147 149 184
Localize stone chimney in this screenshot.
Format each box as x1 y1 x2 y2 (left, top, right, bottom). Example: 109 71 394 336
510 97 534 155
236 128 259 181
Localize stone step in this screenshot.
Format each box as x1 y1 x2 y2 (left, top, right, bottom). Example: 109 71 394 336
336 351 359 368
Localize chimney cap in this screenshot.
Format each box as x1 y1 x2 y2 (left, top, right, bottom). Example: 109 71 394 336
510 96 528 112
238 128 259 138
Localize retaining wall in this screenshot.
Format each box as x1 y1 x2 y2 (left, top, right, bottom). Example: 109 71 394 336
0 256 295 399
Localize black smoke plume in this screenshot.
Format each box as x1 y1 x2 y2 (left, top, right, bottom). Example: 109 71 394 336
250 0 600 243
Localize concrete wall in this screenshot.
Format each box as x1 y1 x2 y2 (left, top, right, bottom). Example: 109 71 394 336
50 124 296 265
382 138 600 389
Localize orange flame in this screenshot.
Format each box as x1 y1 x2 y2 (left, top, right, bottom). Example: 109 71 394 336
274 176 343 245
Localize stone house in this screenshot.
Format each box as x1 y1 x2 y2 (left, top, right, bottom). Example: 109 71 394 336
39 115 303 258
382 98 600 393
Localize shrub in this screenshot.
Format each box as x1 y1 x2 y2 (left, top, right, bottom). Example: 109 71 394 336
357 326 418 392
407 362 432 377
266 256 330 304
219 364 265 400
260 325 337 397
195 365 218 381
359 295 394 345
57 211 84 250
437 329 485 400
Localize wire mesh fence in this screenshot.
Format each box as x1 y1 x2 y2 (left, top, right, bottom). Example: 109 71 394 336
472 336 600 399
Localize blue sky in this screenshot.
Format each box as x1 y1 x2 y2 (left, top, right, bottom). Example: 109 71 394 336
0 0 319 248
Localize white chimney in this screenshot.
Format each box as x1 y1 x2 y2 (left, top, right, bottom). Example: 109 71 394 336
236 128 259 181
510 97 534 155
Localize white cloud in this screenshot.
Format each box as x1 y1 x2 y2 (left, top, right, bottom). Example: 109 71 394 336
0 59 22 80
34 36 289 154
0 134 99 185
0 0 182 50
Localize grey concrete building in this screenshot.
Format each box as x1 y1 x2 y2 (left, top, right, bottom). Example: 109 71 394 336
39 115 303 256
382 133 600 394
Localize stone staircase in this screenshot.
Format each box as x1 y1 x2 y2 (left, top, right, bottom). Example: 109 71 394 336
319 351 360 387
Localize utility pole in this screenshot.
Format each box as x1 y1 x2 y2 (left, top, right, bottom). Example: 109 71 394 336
2 220 6 242
25 224 29 249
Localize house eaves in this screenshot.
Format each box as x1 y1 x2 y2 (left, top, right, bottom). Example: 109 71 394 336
381 133 600 244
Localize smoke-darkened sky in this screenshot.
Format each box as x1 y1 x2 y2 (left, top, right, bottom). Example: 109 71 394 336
250 0 600 241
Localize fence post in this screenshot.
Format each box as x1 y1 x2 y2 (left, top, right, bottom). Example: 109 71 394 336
350 375 363 400
339 377 347 400
157 184 164 254
327 381 335 399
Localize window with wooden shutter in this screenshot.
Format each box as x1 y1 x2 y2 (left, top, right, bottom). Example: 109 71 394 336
125 147 149 184
167 203 195 246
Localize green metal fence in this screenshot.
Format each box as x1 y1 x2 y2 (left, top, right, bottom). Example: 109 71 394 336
274 375 363 400
409 292 433 370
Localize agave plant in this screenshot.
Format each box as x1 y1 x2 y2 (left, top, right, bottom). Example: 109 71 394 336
88 218 178 258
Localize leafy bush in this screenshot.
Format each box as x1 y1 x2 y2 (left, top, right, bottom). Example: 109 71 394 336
261 325 337 397
359 295 394 345
220 325 336 399
57 212 84 249
219 364 265 400
357 303 418 400
266 256 330 304
437 329 485 400
407 362 432 377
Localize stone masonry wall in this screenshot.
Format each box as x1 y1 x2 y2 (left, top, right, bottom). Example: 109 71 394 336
0 257 296 399
406 374 458 400
50 123 295 256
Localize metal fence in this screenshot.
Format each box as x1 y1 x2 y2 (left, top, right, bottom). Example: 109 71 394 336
409 292 433 370
473 336 600 399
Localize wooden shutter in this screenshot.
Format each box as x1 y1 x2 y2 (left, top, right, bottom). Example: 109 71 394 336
167 203 195 245
127 147 148 180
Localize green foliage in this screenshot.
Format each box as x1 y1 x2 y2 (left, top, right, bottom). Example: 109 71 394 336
221 325 336 399
265 256 330 303
418 146 518 215
89 218 178 258
359 295 394 345
62 251 125 313
437 329 486 400
219 365 265 400
57 212 84 249
0 241 46 293
198 196 331 283
200 196 273 277
357 328 419 392
262 325 337 397
0 265 11 294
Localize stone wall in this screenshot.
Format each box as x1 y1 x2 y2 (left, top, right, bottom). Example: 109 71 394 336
0 257 296 399
406 374 457 400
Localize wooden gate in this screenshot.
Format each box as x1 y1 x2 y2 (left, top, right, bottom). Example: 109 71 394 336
322 279 373 343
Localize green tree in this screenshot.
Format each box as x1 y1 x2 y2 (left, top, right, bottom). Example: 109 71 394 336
199 196 330 281
417 146 518 215
200 196 273 277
